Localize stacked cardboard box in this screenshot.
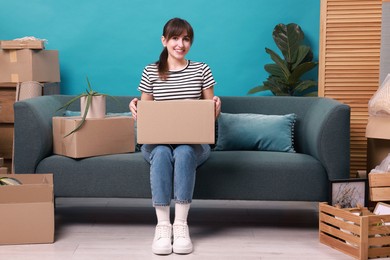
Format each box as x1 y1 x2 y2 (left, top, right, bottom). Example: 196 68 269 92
0 39 61 170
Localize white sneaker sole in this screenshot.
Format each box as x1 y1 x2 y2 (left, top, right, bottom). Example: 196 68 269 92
152 246 172 255
173 245 193 254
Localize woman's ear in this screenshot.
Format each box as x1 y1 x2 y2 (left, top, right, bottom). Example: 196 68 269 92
161 36 166 47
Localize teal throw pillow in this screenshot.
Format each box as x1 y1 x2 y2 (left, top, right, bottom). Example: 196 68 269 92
214 113 296 152
64 110 132 117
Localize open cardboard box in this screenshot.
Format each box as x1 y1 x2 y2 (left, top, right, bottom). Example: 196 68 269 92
137 100 215 144
0 174 54 245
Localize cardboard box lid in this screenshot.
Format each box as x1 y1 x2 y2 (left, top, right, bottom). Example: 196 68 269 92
1 40 45 50
137 100 215 144
366 116 390 139
0 174 53 204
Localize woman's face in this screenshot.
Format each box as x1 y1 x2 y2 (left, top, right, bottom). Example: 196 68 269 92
162 32 192 62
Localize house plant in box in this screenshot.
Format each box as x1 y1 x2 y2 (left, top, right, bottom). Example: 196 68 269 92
57 77 117 137
248 23 318 96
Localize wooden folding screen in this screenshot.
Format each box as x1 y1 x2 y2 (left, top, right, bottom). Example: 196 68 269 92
319 0 382 177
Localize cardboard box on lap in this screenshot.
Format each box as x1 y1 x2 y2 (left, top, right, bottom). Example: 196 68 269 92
0 174 54 245
53 116 135 158
137 100 215 144
0 49 60 83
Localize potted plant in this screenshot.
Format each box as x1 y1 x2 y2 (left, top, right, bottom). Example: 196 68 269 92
57 77 118 137
248 23 318 96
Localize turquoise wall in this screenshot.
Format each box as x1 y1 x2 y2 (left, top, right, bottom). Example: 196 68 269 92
1 0 320 96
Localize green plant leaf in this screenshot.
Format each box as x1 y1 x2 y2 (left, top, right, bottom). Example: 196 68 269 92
272 23 304 63
247 85 270 94
266 77 290 95
86 76 93 92
289 62 318 84
64 94 92 137
264 64 286 79
293 80 318 95
56 93 87 112
292 45 311 70
265 48 290 80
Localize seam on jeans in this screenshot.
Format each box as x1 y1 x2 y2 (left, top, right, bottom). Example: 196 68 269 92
153 203 171 207
174 198 192 204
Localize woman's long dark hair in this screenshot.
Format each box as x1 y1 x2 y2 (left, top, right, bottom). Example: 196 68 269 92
157 18 194 80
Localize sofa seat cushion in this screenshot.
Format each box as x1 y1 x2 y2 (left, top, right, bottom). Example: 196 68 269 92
36 150 328 201
196 151 328 202
36 153 151 198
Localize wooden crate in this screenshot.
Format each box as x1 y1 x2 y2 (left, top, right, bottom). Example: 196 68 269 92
319 203 390 260
369 172 390 201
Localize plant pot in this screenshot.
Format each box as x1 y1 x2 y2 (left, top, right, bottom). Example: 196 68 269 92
80 95 106 118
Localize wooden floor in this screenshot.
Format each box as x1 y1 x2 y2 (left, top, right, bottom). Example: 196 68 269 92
0 198 354 260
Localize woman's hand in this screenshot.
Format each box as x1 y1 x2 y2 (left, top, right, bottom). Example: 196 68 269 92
213 96 221 118
129 98 138 120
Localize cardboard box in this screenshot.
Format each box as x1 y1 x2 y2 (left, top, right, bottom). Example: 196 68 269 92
53 116 135 158
1 40 45 50
366 116 390 140
0 85 16 123
0 174 54 245
0 49 60 83
369 172 390 201
366 138 390 173
137 100 215 144
319 202 390 260
0 124 14 159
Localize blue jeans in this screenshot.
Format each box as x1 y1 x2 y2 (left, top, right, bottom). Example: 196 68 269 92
141 144 211 206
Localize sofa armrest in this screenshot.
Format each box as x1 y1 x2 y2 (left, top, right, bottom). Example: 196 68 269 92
299 98 350 180
13 95 66 173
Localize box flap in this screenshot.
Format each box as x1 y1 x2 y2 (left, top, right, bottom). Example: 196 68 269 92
0 174 53 204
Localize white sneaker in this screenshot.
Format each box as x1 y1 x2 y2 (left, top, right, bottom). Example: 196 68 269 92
152 224 172 255
173 224 193 254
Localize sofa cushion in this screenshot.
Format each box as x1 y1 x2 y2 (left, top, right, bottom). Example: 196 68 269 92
214 112 296 152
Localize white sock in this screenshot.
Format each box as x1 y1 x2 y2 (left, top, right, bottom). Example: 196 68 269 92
174 203 190 225
155 206 171 226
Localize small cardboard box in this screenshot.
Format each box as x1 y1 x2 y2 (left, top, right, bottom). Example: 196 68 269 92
0 174 54 245
369 172 390 201
0 49 60 83
366 116 390 140
137 100 215 144
1 40 45 50
53 116 135 158
319 202 390 260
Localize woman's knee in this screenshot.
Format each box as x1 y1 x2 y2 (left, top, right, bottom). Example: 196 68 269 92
150 145 173 162
173 145 196 161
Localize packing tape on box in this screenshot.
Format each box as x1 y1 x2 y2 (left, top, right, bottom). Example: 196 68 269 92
9 50 17 63
11 74 19 83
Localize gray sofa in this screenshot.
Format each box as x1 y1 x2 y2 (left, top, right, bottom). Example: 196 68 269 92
13 95 350 202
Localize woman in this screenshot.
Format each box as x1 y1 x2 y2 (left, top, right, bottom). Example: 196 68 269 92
129 17 221 255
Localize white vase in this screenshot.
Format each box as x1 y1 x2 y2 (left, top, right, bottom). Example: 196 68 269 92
80 95 106 118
